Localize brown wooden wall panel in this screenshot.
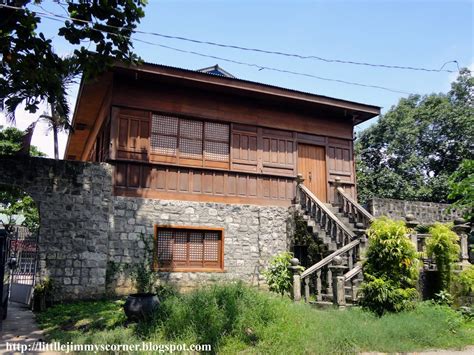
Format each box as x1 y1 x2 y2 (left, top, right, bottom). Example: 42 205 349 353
114 162 295 206
112 79 354 140
116 109 150 161
326 139 356 202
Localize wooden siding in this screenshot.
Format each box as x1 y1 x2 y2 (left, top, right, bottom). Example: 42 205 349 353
112 79 354 140
109 106 356 204
114 161 295 206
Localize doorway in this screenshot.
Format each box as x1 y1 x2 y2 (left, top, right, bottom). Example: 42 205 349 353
297 144 327 202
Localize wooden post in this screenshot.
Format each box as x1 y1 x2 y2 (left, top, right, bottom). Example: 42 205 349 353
288 258 302 302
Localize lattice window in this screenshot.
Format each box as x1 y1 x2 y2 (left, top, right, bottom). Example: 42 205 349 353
204 232 220 262
179 138 202 159
205 122 229 141
151 115 178 156
180 119 203 139
204 122 230 162
155 227 223 270
204 141 229 161
156 230 173 264
150 114 229 164
189 232 204 261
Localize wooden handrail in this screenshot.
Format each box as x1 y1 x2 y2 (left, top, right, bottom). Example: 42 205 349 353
336 187 374 223
298 184 355 239
344 264 362 281
301 239 360 279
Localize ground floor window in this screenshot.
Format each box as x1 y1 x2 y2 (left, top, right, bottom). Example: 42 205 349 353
154 226 224 271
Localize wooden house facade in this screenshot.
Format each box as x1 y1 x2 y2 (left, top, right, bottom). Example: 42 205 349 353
65 63 379 287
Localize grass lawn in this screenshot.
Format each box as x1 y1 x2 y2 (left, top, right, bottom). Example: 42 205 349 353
36 283 474 354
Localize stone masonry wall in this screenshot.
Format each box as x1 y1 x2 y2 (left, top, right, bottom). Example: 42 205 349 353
0 156 113 301
0 156 292 300
110 197 291 293
368 198 464 224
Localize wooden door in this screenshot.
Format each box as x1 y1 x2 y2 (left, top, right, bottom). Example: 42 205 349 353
297 144 327 202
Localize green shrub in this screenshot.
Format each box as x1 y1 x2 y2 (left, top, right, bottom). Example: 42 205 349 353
154 283 179 301
426 223 460 292
263 251 302 296
457 265 474 295
451 265 474 306
359 217 420 315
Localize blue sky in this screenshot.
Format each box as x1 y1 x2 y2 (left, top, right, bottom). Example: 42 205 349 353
1 0 472 158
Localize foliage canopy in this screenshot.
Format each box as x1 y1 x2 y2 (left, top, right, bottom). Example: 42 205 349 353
0 0 146 122
356 69 474 204
0 127 43 232
448 159 474 221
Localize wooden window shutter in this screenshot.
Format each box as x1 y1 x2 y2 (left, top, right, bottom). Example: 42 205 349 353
230 124 258 173
155 227 224 271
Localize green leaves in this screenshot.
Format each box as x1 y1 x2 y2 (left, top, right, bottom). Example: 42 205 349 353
426 223 460 292
0 0 146 121
356 69 474 204
263 252 302 297
359 217 420 315
448 159 474 222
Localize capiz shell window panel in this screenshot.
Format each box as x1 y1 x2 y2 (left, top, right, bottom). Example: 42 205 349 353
155 226 224 271
151 115 178 156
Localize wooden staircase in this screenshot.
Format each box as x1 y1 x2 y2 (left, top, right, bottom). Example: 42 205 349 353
293 180 472 307
294 182 373 307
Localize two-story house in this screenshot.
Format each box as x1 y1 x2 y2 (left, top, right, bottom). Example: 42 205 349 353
64 63 380 290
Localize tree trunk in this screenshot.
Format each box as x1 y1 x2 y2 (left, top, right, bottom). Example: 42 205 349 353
53 125 59 160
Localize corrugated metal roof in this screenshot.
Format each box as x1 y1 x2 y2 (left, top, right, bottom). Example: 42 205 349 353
139 61 381 111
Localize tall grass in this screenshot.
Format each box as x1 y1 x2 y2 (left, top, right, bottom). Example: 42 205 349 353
37 283 474 354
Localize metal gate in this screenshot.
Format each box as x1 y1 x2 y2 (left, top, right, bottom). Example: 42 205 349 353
0 227 12 325
9 226 38 305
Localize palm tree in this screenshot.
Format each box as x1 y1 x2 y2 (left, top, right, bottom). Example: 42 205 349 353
40 96 72 160
1 56 79 159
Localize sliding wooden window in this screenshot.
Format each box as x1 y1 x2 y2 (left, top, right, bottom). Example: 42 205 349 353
116 109 150 161
154 226 224 271
204 121 230 169
150 114 230 169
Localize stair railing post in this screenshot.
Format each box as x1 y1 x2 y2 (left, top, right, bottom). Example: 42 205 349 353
452 218 470 266
354 222 368 255
295 174 305 205
329 256 346 308
333 177 342 207
405 214 420 252
288 258 302 302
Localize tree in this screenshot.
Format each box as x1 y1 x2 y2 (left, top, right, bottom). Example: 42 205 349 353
448 159 474 222
0 127 44 232
0 0 146 139
356 68 474 204
0 126 44 156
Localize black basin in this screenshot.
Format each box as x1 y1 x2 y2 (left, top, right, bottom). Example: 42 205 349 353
124 293 159 322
